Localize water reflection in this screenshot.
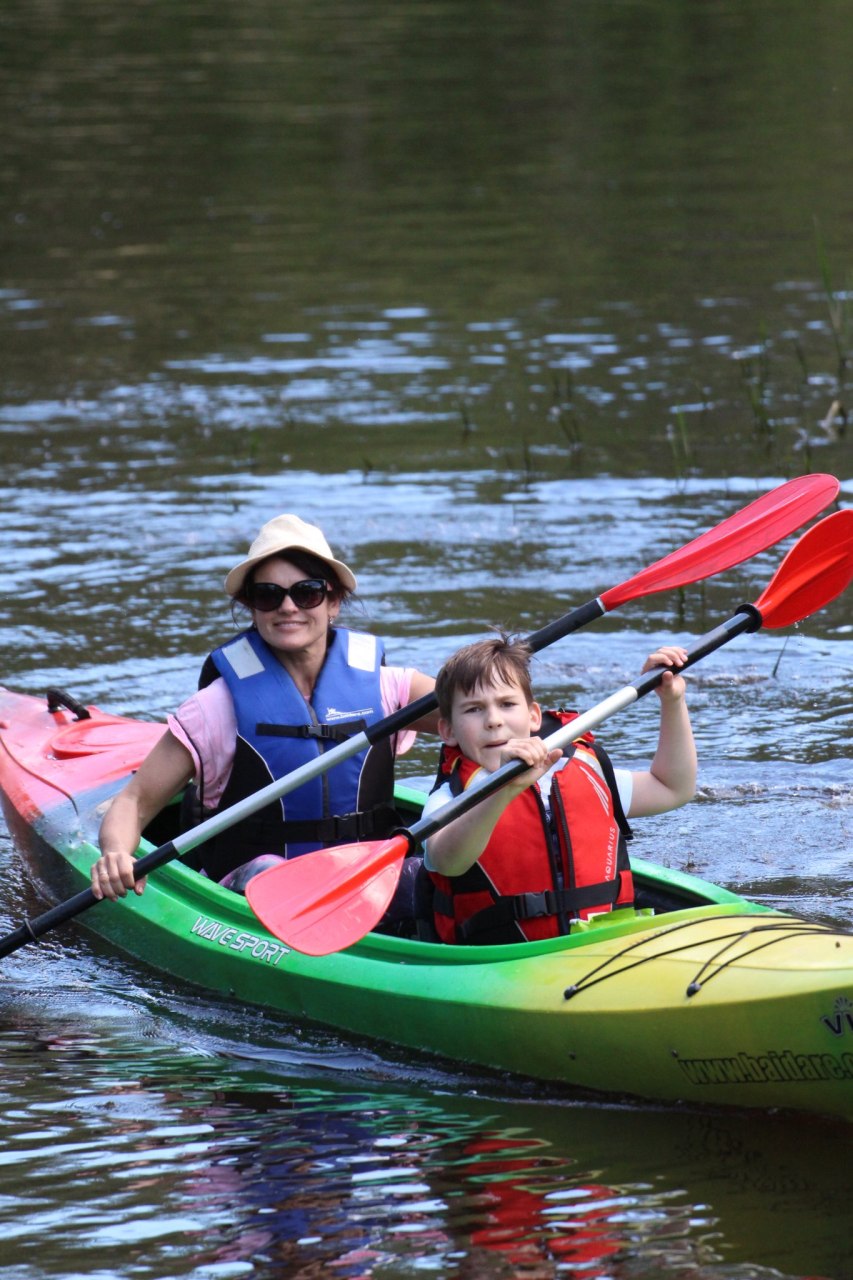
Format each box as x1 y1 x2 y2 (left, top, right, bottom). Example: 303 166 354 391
1 998 850 1280
3 1003 845 1280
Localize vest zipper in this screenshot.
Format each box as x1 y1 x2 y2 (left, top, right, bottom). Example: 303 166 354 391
303 699 331 818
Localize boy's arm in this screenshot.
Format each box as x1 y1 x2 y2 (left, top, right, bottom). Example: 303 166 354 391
628 645 697 817
424 739 560 877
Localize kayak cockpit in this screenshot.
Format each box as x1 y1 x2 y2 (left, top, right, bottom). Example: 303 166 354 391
134 773 758 950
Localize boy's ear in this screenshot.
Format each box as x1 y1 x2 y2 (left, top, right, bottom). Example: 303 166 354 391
437 715 458 746
529 701 543 733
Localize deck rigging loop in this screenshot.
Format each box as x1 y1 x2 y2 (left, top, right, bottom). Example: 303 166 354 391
562 915 847 1002
684 921 846 996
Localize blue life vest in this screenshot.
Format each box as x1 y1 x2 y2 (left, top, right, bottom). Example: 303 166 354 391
196 626 397 880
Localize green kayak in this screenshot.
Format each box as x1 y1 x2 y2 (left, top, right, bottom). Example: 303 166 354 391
0 685 851 1122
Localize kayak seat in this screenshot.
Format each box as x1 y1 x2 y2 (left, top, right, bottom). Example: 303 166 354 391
375 856 440 942
176 784 207 870
633 878 707 913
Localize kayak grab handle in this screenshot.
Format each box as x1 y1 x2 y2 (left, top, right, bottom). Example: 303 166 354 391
46 688 92 721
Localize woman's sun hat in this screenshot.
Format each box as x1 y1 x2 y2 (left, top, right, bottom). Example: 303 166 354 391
224 514 358 597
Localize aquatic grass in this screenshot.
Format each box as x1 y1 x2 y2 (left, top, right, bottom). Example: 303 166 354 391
720 246 850 475
521 437 533 476
549 368 583 452
666 407 692 483
456 397 474 437
538 367 584 477
737 323 775 444
551 366 574 406
495 437 536 490
814 219 850 399
792 337 810 387
555 409 583 457
779 229 851 463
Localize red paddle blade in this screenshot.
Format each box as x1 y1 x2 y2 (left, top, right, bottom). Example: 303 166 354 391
246 835 409 956
601 474 839 610
754 508 853 630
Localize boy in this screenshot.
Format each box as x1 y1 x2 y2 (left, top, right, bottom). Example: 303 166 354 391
422 634 696 944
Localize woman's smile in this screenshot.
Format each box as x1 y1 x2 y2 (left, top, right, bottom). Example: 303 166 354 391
251 556 338 661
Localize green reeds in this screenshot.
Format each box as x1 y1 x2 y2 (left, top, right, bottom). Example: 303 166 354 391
666 406 692 481
550 368 582 451
814 219 849 401
737 322 774 443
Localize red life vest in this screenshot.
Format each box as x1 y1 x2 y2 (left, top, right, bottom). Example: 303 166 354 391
429 715 634 945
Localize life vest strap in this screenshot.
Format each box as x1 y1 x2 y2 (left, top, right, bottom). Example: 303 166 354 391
433 876 623 944
279 802 398 846
257 720 367 743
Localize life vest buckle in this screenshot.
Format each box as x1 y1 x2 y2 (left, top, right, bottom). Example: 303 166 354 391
514 889 559 920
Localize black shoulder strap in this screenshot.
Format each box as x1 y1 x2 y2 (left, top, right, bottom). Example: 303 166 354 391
591 740 633 839
198 653 220 689
199 632 247 690
429 743 462 796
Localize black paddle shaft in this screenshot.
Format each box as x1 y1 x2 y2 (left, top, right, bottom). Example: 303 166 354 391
397 605 762 851
366 599 606 744
0 838 183 960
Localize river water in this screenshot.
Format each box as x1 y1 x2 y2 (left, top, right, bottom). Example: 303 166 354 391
1 1 852 1277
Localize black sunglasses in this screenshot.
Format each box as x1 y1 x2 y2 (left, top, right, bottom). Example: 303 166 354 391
245 578 330 612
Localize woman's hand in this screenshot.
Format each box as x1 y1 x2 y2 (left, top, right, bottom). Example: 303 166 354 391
92 728 195 901
91 848 144 901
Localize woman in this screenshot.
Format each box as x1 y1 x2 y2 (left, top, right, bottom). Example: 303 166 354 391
91 514 438 900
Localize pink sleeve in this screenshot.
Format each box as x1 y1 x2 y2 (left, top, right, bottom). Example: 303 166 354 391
380 666 418 755
167 678 237 809
168 666 419 807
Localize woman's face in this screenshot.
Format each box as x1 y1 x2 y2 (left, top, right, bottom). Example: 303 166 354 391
249 556 339 663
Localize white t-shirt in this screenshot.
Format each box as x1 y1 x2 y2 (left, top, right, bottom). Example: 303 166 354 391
422 756 632 872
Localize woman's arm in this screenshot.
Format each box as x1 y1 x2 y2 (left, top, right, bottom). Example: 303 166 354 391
92 730 195 900
403 669 440 734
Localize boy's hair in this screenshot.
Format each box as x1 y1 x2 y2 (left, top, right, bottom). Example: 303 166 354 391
435 633 534 721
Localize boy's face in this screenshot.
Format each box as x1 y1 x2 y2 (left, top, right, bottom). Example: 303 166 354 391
439 675 542 772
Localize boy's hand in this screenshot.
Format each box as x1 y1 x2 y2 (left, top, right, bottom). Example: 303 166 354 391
498 737 563 786
642 644 689 701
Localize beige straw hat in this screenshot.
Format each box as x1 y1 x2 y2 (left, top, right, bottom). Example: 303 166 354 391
224 514 357 597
